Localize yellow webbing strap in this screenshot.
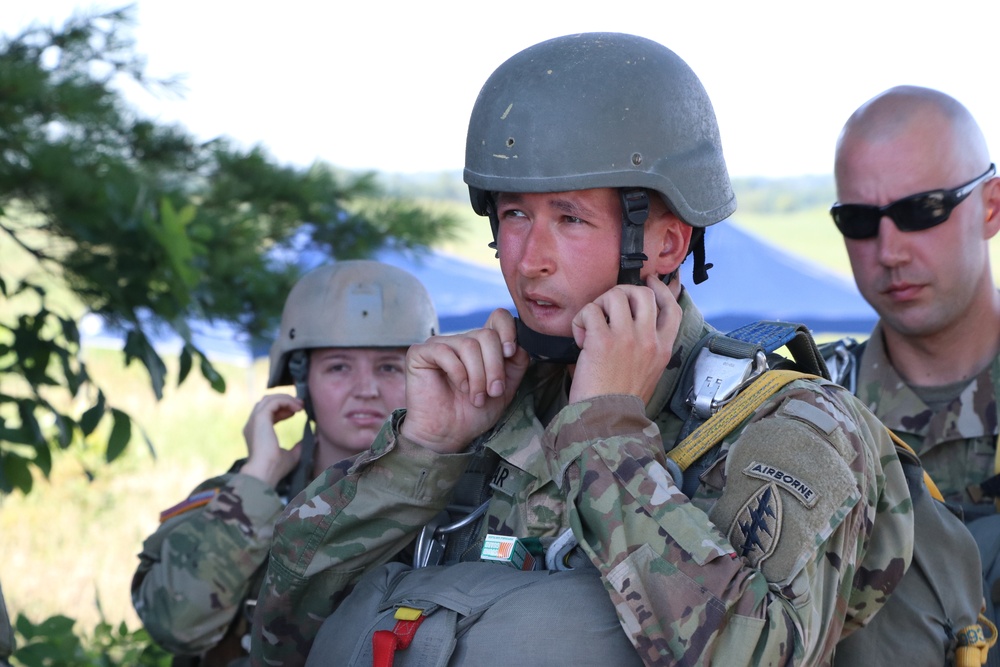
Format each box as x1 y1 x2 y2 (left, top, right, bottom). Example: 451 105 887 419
667 369 946 505
668 370 818 471
886 430 945 502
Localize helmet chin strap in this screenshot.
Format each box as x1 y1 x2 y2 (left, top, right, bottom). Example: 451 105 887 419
616 189 650 286
286 349 316 498
490 189 650 364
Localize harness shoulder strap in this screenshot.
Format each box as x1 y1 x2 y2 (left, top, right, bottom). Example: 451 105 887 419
668 369 815 471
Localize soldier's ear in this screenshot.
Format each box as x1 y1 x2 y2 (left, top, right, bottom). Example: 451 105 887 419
983 176 1000 241
646 210 692 278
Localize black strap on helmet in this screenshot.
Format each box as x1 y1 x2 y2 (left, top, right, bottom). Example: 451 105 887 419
286 349 316 498
690 227 713 285
617 189 649 286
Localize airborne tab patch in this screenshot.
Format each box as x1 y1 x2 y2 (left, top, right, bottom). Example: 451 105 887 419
728 483 781 567
743 461 819 508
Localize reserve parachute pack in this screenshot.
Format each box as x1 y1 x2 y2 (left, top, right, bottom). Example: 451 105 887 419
820 336 994 666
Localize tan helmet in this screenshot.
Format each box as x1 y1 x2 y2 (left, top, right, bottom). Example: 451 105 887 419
267 260 438 388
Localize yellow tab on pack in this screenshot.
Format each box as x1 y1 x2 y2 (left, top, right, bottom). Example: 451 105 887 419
394 606 423 621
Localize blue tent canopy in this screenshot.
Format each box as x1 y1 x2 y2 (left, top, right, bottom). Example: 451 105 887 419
682 223 876 334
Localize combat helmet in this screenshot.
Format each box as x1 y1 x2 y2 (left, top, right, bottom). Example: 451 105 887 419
464 32 736 286
267 260 438 389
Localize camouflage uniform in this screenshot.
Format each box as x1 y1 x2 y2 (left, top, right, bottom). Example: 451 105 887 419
854 322 999 511
251 291 913 667
131 467 288 664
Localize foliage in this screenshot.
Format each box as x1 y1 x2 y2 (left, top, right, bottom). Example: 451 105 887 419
0 5 459 490
731 174 836 214
12 613 169 667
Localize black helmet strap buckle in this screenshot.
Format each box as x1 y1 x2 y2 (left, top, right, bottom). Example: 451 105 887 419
287 350 316 421
618 188 649 286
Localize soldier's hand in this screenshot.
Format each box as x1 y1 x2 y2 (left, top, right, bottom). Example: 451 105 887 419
569 275 681 404
240 393 304 488
401 308 530 453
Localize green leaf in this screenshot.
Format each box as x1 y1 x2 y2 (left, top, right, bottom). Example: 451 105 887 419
124 329 166 400
34 437 53 477
178 344 193 385
138 422 157 460
199 355 226 393
106 408 132 462
80 391 106 436
16 399 44 445
15 612 37 640
34 614 77 636
59 316 80 345
2 452 33 494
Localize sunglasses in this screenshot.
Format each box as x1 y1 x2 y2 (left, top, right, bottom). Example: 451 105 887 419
830 163 996 240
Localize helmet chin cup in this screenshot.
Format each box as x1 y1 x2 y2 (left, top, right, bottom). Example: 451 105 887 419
515 317 580 364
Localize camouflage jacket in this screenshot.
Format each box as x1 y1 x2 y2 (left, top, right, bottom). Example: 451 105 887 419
131 469 286 657
855 322 1000 508
251 293 913 667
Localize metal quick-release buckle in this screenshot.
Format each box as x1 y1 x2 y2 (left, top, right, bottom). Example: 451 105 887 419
413 500 490 569
688 347 767 419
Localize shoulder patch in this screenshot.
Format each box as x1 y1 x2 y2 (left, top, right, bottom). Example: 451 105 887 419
743 461 819 508
710 414 860 586
159 488 219 523
728 483 782 567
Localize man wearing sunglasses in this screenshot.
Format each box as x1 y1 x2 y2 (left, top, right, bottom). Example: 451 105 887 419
827 85 1000 666
831 85 1000 517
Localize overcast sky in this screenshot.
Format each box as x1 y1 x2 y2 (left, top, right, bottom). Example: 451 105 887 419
5 1 1000 179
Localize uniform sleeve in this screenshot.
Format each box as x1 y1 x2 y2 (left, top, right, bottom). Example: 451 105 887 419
544 383 913 666
131 472 284 656
250 413 472 667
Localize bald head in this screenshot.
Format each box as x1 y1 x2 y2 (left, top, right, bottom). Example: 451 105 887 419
836 85 989 178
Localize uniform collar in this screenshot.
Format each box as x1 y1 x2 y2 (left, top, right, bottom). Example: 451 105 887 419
857 322 999 450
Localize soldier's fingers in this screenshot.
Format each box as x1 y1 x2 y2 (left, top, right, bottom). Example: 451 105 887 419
485 308 518 358
605 284 657 331
646 275 682 338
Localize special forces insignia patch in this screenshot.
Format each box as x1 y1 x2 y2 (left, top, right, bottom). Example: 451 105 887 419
728 483 782 567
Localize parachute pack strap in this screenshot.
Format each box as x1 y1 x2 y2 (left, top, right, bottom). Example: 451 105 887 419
886 430 945 503
372 607 427 667
955 612 997 667
669 369 818 471
617 188 649 286
725 320 831 380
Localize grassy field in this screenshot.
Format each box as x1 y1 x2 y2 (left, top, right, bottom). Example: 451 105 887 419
3 200 1000 640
